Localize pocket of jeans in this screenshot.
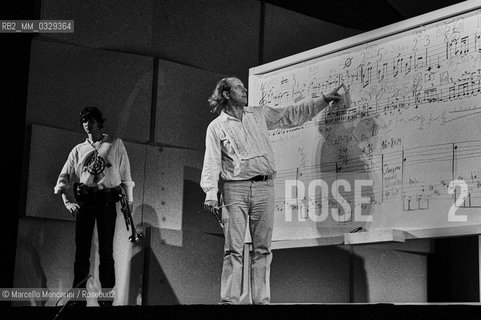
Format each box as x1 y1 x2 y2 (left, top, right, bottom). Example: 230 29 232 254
220 207 230 223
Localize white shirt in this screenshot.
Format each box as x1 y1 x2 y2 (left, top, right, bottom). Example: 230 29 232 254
201 98 328 201
54 134 135 202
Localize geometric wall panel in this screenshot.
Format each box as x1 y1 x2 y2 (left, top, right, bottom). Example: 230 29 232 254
155 59 224 149
25 125 84 221
143 146 204 233
39 0 153 54
144 177 225 305
26 40 153 143
152 0 260 82
263 4 361 64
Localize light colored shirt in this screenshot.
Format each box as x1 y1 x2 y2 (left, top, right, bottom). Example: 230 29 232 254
54 134 135 202
201 98 328 201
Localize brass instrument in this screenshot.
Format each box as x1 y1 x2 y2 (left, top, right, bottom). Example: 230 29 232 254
118 186 143 245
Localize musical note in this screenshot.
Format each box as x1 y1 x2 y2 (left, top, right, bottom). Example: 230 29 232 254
475 32 481 53
393 54 403 78
360 63 372 88
377 61 388 82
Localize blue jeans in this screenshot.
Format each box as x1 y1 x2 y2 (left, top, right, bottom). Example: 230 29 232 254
220 179 274 304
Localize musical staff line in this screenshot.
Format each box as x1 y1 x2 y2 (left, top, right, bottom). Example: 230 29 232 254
272 138 481 212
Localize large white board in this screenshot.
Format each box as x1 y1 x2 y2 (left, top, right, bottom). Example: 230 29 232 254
249 0 481 247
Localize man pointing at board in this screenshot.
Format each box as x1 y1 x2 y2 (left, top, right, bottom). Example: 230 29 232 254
201 77 341 304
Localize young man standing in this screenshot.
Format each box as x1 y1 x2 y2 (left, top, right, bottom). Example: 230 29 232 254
54 107 134 307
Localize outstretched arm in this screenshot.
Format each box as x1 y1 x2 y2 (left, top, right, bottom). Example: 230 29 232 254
264 84 343 130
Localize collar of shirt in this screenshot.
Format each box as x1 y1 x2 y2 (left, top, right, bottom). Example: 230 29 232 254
83 133 109 145
219 107 254 122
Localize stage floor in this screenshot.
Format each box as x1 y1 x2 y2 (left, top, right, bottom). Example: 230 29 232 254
2 303 481 320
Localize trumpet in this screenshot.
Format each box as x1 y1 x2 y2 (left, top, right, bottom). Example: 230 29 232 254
118 187 143 245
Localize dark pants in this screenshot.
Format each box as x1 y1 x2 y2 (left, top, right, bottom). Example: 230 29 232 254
73 201 117 290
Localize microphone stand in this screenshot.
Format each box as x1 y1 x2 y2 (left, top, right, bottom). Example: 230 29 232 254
52 274 93 320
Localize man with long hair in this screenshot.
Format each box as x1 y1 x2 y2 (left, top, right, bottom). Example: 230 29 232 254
201 77 341 304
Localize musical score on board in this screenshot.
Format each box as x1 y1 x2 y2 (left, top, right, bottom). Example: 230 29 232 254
249 4 481 243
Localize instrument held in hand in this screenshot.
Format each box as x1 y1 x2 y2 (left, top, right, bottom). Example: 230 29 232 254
118 187 143 245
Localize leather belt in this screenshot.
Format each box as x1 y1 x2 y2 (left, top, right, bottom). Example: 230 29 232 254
249 175 272 182
223 175 272 183
74 183 122 205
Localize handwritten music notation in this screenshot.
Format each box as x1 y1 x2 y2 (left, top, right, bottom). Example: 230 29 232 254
256 9 481 223
272 138 481 214
261 25 481 130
